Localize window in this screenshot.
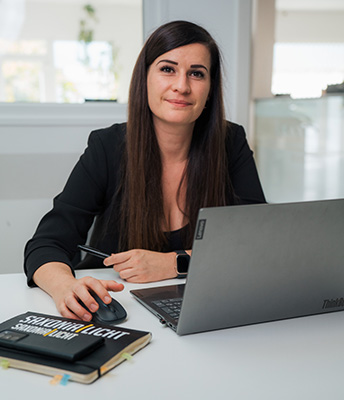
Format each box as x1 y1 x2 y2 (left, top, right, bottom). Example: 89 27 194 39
272 43 344 98
0 0 143 103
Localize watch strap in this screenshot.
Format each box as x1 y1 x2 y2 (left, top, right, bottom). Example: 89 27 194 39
175 250 188 256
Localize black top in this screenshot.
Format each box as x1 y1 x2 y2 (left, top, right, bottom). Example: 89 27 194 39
24 122 266 287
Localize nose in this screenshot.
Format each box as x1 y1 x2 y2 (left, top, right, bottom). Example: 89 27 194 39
172 74 191 94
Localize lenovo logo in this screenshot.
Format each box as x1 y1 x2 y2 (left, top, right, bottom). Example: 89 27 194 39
195 219 206 240
322 298 344 309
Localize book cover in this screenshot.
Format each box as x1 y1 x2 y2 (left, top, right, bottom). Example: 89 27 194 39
0 311 152 384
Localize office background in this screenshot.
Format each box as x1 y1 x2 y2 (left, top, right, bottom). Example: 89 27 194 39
1 0 343 274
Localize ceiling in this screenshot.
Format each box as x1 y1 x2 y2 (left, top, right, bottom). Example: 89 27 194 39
26 0 141 5
24 0 344 10
276 0 344 11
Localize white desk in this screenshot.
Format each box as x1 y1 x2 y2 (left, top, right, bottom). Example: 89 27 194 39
1 269 344 400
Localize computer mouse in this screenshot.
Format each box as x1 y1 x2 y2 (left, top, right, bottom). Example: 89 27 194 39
80 292 127 325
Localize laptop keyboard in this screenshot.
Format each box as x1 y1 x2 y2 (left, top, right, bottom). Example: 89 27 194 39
152 298 183 320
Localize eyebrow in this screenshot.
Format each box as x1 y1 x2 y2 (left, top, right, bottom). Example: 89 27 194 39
157 59 209 72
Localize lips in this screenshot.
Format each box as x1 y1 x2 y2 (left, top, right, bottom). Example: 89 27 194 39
166 99 192 107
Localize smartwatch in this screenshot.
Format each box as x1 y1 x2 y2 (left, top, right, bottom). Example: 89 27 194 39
175 250 190 278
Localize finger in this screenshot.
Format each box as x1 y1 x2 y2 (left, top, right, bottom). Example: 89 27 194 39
59 304 80 321
125 275 146 284
66 277 107 317
112 258 135 273
64 295 93 321
99 279 125 293
117 268 137 281
103 251 131 267
78 278 124 306
72 278 101 311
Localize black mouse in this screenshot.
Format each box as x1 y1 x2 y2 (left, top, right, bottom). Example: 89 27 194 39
80 292 127 324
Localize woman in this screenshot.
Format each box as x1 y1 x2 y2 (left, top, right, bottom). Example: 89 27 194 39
24 21 266 322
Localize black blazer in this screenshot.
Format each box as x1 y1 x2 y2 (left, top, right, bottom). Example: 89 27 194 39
24 122 266 286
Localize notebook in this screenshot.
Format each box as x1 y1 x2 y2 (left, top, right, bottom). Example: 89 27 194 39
130 198 344 335
0 311 152 384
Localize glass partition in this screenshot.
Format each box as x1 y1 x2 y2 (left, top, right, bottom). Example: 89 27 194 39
254 94 344 203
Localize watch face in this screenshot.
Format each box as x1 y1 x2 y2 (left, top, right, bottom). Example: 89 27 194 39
177 255 189 274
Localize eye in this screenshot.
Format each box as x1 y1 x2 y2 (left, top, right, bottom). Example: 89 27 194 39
160 65 175 73
190 70 205 79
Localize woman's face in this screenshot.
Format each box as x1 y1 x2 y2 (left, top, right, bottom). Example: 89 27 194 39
147 43 211 131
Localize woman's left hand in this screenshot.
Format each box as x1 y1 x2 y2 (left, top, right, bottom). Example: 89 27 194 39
103 250 177 283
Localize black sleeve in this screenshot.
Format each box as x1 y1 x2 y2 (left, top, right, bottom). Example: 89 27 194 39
24 124 125 287
227 123 266 204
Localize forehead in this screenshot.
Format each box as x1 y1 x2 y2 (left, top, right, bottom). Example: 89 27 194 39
153 43 211 67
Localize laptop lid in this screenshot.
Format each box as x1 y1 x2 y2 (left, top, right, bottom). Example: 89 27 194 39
131 199 344 335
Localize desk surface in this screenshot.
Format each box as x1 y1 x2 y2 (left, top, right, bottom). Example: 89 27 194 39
1 269 344 400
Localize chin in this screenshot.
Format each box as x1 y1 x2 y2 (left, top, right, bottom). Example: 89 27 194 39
165 113 197 126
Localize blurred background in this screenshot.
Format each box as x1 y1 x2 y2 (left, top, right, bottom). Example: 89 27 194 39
0 0 343 272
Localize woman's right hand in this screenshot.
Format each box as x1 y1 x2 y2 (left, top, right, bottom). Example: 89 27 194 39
33 262 124 321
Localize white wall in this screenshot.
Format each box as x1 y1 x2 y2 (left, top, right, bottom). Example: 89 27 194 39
0 103 127 274
276 10 344 43
251 0 275 100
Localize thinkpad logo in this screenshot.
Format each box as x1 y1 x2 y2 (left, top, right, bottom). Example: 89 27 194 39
322 298 344 309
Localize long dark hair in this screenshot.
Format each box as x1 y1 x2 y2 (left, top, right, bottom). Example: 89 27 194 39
119 20 234 251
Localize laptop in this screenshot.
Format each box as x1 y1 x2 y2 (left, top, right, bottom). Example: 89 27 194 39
130 199 344 335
